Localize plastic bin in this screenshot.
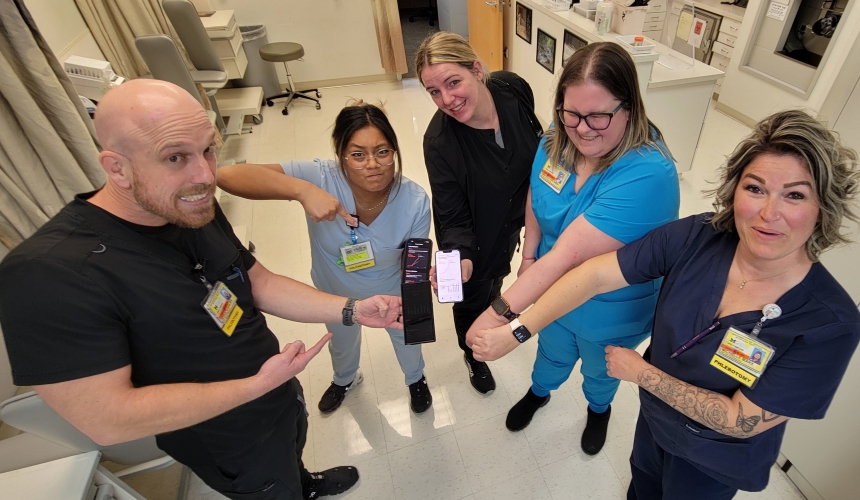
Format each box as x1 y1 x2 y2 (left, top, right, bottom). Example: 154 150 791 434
235 25 281 99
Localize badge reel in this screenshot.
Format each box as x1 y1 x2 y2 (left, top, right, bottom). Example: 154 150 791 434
709 304 781 388
337 214 376 273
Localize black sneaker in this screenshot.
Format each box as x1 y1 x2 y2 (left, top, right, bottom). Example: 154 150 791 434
463 354 496 394
318 372 363 414
581 405 612 455
506 389 551 431
304 466 359 499
409 375 433 413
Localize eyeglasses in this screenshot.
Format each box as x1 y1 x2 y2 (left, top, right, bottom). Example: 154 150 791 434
556 102 625 131
343 149 396 169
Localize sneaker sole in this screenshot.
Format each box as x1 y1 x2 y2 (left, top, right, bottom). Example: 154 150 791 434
319 372 364 415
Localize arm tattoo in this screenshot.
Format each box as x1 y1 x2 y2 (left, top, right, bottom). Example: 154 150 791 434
762 410 780 422
637 368 763 438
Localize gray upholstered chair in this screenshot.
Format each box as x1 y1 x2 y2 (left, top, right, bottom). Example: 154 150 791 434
162 0 229 92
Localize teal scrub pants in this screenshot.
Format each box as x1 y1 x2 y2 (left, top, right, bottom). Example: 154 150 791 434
530 320 650 412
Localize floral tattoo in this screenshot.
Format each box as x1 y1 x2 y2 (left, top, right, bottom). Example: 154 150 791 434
637 368 768 437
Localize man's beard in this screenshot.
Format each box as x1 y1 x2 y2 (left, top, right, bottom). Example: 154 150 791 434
131 172 215 229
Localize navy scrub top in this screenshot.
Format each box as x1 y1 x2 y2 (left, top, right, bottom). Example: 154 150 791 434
617 214 860 491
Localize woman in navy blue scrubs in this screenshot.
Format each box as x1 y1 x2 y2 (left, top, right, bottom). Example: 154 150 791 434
471 109 860 499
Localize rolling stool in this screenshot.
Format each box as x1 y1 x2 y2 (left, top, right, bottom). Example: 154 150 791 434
259 42 321 115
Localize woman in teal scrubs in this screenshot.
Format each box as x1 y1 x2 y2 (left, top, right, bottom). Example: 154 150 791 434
466 42 680 455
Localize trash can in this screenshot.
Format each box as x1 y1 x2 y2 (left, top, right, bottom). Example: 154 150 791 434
236 25 281 99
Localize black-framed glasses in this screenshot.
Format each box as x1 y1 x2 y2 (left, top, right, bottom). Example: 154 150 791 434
556 102 625 131
343 149 396 169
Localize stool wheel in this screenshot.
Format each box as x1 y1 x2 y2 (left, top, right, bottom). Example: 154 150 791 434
315 102 321 110
316 91 322 98
252 114 263 125
265 99 274 107
282 108 289 116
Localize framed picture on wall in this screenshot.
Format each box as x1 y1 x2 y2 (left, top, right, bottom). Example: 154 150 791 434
516 3 532 44
562 30 589 66
536 29 556 74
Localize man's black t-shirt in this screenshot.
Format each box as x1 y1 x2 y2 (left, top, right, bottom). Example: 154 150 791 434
0 192 296 464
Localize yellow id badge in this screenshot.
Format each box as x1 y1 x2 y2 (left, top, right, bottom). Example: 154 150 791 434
538 160 571 194
709 326 775 388
201 281 243 336
340 241 376 272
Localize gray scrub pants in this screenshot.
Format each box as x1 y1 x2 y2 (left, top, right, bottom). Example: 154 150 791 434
326 321 425 386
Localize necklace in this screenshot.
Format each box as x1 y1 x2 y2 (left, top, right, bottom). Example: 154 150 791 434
737 265 793 290
354 184 392 212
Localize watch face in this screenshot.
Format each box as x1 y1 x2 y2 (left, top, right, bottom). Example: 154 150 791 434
491 297 509 316
513 326 531 343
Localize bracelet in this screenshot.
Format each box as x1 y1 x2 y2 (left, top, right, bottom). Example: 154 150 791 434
522 256 536 261
342 298 358 326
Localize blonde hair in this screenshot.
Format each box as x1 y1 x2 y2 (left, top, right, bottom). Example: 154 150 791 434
543 42 671 174
707 109 860 261
415 31 489 86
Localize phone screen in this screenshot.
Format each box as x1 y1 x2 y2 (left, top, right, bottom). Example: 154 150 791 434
402 282 436 344
404 238 432 284
435 250 463 303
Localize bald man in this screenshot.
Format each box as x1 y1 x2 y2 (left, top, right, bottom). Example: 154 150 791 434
0 80 401 499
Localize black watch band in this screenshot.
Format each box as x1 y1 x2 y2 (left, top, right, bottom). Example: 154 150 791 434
342 298 358 326
491 296 519 322
509 318 532 343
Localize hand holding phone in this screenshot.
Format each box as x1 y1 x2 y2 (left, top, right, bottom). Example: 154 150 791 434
435 250 463 303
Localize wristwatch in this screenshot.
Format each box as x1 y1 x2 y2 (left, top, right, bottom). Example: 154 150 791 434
509 318 532 343
342 298 358 326
491 296 519 322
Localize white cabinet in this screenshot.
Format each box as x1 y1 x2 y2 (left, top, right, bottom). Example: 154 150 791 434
710 17 740 96
643 0 666 43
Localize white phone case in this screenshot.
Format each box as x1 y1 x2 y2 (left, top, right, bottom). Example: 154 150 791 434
435 250 463 303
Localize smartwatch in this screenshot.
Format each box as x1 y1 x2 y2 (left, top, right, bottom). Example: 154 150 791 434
509 318 532 343
491 296 519 322
342 298 358 326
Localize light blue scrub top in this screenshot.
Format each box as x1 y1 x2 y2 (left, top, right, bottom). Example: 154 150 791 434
280 159 431 298
530 137 680 341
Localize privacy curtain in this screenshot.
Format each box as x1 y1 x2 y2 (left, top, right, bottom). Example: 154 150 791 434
0 0 103 251
371 0 408 75
74 0 185 79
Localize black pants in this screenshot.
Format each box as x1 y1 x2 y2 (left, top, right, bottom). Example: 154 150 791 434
191 392 313 500
452 276 505 357
628 412 738 500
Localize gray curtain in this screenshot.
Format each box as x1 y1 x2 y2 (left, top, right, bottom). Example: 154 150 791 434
0 0 103 251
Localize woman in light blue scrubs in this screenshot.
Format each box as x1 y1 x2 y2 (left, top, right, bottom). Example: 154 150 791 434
216 102 433 415
466 43 680 455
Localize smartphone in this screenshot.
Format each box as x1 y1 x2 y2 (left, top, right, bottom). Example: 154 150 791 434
403 238 432 284
435 250 463 303
401 281 436 344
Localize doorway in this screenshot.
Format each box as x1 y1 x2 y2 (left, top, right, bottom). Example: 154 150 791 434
399 0 439 78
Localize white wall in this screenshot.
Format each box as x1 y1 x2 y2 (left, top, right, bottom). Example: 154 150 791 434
210 0 385 84
24 0 104 62
718 0 860 123
438 0 468 38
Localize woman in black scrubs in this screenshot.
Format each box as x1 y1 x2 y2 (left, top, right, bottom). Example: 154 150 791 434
416 31 542 394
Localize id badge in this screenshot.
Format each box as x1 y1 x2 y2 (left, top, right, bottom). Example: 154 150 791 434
709 326 776 388
340 241 376 272
538 160 570 194
201 281 243 336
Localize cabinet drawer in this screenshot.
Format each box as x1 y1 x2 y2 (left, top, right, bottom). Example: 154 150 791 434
642 21 664 32
211 28 242 59
646 0 666 12
720 17 742 36
645 12 665 22
670 1 683 15
711 41 734 59
221 47 248 80
710 52 730 72
642 29 662 40
716 31 737 47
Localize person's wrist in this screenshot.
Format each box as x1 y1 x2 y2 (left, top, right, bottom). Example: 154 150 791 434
522 256 535 261
342 298 358 326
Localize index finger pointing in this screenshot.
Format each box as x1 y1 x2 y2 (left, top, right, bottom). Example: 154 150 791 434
337 204 357 227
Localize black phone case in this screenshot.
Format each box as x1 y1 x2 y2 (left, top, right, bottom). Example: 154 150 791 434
401 281 436 345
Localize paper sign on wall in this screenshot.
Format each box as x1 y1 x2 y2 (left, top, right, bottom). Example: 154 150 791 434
687 18 707 48
767 1 788 21
676 11 693 41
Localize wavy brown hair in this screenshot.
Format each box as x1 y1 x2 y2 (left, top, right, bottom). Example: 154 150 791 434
707 109 860 261
543 42 671 174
